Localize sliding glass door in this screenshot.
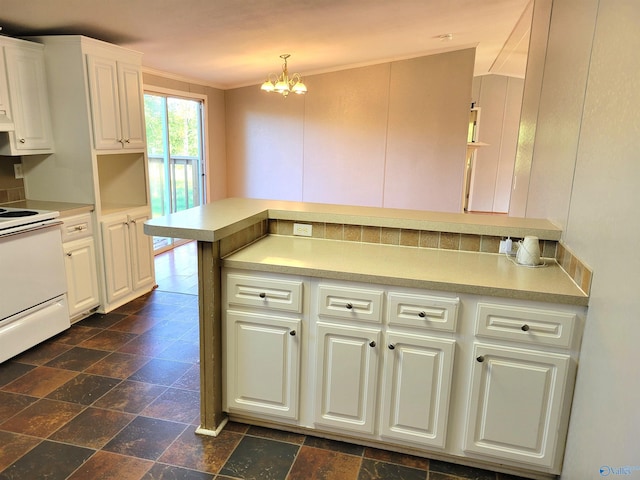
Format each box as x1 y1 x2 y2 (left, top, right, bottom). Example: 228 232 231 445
144 92 205 252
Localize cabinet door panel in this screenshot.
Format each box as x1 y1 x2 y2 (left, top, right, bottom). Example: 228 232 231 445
226 311 300 420
117 62 146 149
87 55 122 149
4 45 53 151
314 322 380 433
464 343 571 469
64 237 100 318
0 52 11 119
380 332 455 448
101 218 132 303
129 212 155 290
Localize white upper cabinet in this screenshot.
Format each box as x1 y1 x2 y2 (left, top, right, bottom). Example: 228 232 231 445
0 52 12 128
87 55 145 150
0 39 54 155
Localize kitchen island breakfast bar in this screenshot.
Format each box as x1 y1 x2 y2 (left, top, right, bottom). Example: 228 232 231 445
144 198 589 479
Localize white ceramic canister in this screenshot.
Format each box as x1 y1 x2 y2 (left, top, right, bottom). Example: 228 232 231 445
516 236 541 266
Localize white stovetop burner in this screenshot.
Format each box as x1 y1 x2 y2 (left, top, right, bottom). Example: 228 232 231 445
0 206 60 233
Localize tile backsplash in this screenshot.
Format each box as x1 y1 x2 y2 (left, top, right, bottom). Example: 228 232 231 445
0 157 25 204
269 218 558 256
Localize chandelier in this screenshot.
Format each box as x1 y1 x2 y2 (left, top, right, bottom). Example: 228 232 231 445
260 54 307 97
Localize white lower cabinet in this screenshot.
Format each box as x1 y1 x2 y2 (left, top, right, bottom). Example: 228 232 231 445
223 272 305 422
225 310 301 420
463 343 571 469
221 269 584 477
463 301 580 473
379 331 455 449
314 322 381 434
101 208 155 308
64 237 100 321
61 213 99 322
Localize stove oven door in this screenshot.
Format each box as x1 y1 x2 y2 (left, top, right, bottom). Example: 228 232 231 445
0 223 70 362
0 223 67 320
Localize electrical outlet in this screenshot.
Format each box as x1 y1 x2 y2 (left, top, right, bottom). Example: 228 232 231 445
499 238 513 254
13 164 24 179
293 223 312 237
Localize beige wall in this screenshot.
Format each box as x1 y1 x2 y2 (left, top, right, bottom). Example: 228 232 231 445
509 0 552 217
522 0 598 227
522 1 640 478
225 82 306 202
142 72 228 201
468 74 524 213
225 49 475 212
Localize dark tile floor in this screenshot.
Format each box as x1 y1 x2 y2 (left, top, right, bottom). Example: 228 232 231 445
0 243 529 480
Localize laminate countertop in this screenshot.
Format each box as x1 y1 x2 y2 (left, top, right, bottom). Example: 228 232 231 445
4 200 94 217
223 235 588 306
144 197 562 242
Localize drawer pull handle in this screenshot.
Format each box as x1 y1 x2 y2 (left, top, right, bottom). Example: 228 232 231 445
476 355 485 363
388 344 395 350
521 324 530 332
289 330 296 336
418 311 426 318
369 341 376 348
259 292 266 299
345 303 353 310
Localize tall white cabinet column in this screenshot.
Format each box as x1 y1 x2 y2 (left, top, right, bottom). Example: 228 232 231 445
22 35 155 313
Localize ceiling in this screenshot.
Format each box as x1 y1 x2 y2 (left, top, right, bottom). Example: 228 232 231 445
0 0 532 89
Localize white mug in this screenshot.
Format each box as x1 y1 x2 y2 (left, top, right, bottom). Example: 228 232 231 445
516 236 541 266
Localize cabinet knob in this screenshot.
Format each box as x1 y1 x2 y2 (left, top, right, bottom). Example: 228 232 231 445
259 292 266 299
388 344 395 350
130 219 136 224
66 252 72 257
476 355 485 363
345 303 353 310
521 324 530 332
369 341 376 348
418 311 426 318
289 330 296 336
124 139 131 144
74 226 84 231
19 138 26 143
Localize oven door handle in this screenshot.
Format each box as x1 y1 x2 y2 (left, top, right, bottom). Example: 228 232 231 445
0 220 63 238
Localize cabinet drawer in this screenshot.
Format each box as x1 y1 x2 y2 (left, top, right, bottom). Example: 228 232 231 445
388 292 459 332
61 213 93 242
476 303 578 348
317 284 383 323
227 273 303 313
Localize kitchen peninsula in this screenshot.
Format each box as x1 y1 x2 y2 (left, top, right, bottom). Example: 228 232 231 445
144 198 589 479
